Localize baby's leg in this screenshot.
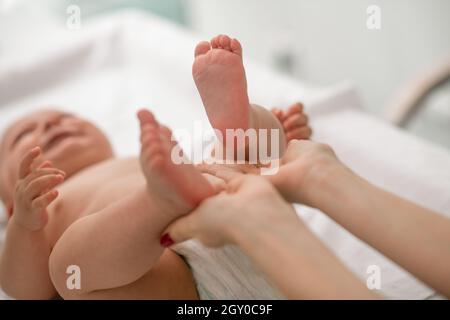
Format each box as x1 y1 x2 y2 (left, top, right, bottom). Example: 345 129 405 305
49 111 214 299
193 35 284 160
193 35 311 162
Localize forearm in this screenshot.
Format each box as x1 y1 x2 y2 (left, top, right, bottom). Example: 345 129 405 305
229 206 377 299
49 187 173 297
307 164 450 297
0 217 55 299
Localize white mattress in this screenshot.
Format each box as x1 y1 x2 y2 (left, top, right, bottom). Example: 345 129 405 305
1 10 449 300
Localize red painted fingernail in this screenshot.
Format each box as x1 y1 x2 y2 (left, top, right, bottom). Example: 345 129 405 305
160 233 174 247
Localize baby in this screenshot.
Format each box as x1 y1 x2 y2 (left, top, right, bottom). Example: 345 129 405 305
0 35 311 299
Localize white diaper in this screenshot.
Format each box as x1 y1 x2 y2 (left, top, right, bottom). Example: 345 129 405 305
172 240 285 299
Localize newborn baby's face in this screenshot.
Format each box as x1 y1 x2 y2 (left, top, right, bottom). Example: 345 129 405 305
0 110 114 206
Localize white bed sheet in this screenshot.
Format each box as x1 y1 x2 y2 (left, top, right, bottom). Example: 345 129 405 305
0 10 449 300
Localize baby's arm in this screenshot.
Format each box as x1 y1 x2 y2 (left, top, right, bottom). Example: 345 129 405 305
0 220 55 299
0 147 64 299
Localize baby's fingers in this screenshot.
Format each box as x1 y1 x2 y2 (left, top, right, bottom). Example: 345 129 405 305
22 168 65 185
32 190 58 212
25 174 64 200
38 160 54 169
19 147 41 179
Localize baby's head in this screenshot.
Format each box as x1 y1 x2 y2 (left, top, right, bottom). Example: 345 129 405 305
0 110 114 215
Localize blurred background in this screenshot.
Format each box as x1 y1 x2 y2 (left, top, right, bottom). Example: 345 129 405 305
0 0 449 148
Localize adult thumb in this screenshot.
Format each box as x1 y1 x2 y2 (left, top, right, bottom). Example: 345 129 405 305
160 213 198 247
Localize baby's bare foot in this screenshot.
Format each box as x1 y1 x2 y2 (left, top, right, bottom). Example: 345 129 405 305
271 103 312 141
137 109 215 215
192 35 251 136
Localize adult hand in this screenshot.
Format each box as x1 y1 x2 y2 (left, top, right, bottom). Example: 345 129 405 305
198 140 344 207
161 174 299 248
266 139 343 205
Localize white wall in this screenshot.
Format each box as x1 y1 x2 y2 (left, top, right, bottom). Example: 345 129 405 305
186 0 450 114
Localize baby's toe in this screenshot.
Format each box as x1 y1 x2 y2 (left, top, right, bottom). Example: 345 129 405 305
271 108 285 122
287 102 303 116
283 113 307 131
286 126 312 141
219 35 232 50
159 125 171 141
195 41 211 57
211 35 222 49
137 109 158 127
230 38 242 56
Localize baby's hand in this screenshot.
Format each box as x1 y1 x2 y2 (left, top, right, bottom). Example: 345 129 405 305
12 147 65 231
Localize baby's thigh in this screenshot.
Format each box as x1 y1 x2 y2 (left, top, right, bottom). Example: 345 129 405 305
62 249 198 299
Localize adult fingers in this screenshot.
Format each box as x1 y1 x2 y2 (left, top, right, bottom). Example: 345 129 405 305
214 170 244 183
160 213 199 247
